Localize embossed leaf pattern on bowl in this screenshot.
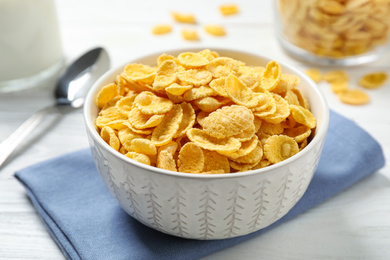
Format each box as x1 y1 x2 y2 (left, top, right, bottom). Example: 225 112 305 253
89 136 325 239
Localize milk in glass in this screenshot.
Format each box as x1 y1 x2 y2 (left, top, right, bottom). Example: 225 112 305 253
0 0 64 92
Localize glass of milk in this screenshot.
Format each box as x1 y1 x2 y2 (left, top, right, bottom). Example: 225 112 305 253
0 0 64 93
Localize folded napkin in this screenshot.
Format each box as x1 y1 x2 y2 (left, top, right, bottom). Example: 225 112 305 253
15 110 385 260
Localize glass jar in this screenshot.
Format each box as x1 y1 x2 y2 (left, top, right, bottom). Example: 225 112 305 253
0 0 64 93
274 0 390 66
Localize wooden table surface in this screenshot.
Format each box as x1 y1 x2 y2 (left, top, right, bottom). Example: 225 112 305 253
1 0 390 259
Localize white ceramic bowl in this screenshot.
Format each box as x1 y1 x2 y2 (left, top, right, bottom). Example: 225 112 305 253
84 48 329 239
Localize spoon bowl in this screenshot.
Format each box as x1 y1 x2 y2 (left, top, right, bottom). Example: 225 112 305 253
56 47 110 107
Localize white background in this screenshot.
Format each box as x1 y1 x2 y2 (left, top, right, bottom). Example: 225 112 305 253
1 0 390 259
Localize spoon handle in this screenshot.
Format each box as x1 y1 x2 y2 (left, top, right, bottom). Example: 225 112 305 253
0 106 52 169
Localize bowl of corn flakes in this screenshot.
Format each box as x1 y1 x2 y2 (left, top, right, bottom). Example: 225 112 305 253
84 48 329 239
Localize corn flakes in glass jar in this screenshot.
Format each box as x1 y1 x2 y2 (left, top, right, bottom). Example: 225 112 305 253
274 0 390 65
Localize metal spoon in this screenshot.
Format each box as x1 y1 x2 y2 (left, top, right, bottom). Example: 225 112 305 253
0 47 110 168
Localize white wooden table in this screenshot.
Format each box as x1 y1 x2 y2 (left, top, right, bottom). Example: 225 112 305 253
1 0 390 259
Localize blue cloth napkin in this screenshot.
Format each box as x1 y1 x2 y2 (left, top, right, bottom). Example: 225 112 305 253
15 110 385 260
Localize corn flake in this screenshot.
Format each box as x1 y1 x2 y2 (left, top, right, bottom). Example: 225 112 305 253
225 74 263 108
119 146 128 155
331 80 349 93
96 106 127 130
96 83 119 109
172 12 196 24
178 142 204 173
198 49 219 61
220 4 239 16
153 60 179 90
318 0 346 15
194 96 224 113
202 149 230 173
125 152 151 165
238 66 264 89
201 105 254 138
116 75 128 96
183 85 217 101
118 128 144 151
128 108 164 129
251 159 271 170
289 105 316 128
291 88 310 109
151 104 183 146
260 61 282 91
359 72 388 89
165 83 193 96
152 24 172 35
206 57 244 78
123 64 156 85
218 136 258 159
229 161 259 172
251 91 273 112
280 114 296 129
285 126 312 143
253 92 277 118
254 116 262 132
131 138 157 155
209 77 229 97
115 95 136 115
264 135 299 164
232 142 263 164
178 69 212 86
134 91 173 115
263 93 290 124
279 74 300 90
187 128 241 153
204 25 226 36
166 91 185 104
157 141 178 172
100 126 120 151
181 28 199 41
196 110 209 127
178 52 209 68
232 123 256 141
338 89 370 105
305 68 322 83
122 121 153 135
323 70 349 83
259 121 284 136
119 74 153 93
174 102 196 138
157 54 180 66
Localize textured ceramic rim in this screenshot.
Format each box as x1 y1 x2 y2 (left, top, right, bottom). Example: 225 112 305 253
84 47 329 180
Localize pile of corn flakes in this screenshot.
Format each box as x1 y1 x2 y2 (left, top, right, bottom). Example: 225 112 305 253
277 0 390 58
305 68 388 105
95 50 317 174
152 4 239 40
